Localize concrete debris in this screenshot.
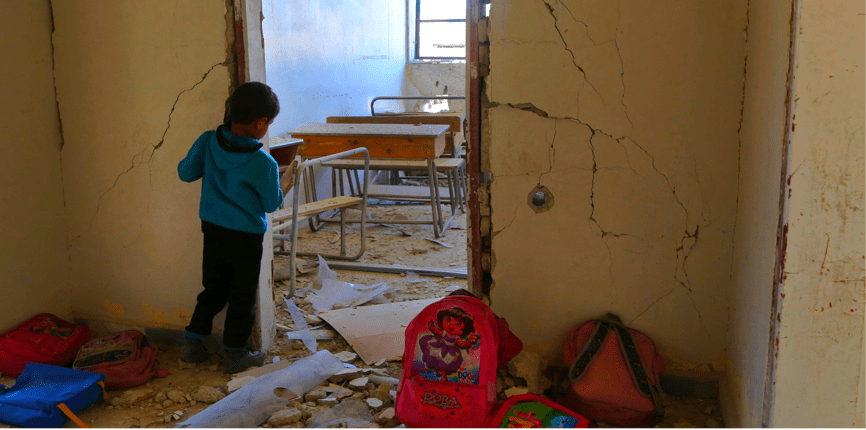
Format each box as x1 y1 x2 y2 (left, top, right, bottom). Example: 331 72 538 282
166 390 186 403
508 350 543 393
366 397 384 411
372 382 392 404
330 368 364 383
704 406 714 415
207 364 219 372
504 386 530 397
110 388 154 407
268 407 304 426
309 399 374 428
373 358 387 367
349 377 369 391
305 388 329 403
161 400 173 408
138 416 155 428
192 385 226 403
177 360 196 370
335 351 358 362
317 395 340 407
154 392 167 403
375 407 399 427
163 416 172 424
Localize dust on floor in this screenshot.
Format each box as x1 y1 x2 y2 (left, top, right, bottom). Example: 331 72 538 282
0 204 725 428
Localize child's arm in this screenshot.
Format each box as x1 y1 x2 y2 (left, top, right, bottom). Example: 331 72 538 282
178 133 206 182
252 155 284 213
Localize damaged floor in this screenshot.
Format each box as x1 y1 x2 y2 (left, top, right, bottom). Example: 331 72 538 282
0 204 724 428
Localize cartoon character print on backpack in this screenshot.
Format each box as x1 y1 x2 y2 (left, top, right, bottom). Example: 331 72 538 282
414 306 481 384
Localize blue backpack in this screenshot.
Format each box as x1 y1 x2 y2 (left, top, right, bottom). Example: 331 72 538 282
0 363 105 427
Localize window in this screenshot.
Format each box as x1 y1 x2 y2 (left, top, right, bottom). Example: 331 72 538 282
414 0 466 60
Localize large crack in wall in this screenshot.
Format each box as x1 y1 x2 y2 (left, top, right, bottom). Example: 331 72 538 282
484 0 745 365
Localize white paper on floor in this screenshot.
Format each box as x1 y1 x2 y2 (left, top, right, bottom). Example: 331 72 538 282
307 257 392 313
284 298 317 352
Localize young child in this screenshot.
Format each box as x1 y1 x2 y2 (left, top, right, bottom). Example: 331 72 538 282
177 81 293 373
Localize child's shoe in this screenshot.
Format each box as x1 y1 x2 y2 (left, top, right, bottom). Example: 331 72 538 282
221 348 267 374
182 338 211 363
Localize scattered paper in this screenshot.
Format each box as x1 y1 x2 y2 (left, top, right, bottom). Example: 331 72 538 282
284 298 317 352
307 258 391 313
424 238 453 248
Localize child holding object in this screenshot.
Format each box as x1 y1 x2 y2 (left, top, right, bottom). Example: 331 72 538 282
177 81 295 373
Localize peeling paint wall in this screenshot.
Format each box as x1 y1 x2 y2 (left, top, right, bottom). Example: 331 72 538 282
771 0 865 426
486 0 747 367
262 0 407 136
724 1 793 426
402 63 466 116
0 2 70 333
53 1 233 330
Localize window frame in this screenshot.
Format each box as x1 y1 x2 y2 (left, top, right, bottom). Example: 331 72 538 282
412 0 467 61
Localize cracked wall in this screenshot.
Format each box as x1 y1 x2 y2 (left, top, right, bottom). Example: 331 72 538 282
52 1 233 330
770 1 865 426
0 2 70 333
724 1 793 426
485 0 747 367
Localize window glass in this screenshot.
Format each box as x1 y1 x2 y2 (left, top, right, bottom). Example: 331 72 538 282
419 0 465 20
418 22 466 58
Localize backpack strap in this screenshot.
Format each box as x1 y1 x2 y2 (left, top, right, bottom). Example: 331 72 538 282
567 320 610 382
609 323 665 422
57 403 90 428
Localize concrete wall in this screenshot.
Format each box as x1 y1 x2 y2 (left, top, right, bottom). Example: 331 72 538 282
0 2 70 333
53 1 234 330
262 0 407 137
770 0 865 426
725 1 794 426
402 63 466 116
486 0 747 367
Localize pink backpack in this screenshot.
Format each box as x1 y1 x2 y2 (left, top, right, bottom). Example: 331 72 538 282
72 330 169 390
395 295 499 428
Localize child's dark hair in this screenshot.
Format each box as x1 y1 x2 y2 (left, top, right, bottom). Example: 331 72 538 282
225 81 280 124
436 307 474 336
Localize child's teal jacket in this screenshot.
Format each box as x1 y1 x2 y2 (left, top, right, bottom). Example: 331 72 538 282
178 125 283 234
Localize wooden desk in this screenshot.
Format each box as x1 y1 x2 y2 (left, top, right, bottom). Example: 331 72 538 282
288 123 449 159
287 122 463 238
326 114 465 157
269 136 304 166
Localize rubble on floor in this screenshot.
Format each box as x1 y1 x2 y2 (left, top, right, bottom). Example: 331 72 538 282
45 207 724 428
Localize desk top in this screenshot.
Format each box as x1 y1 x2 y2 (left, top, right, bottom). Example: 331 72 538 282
270 136 304 149
289 123 449 138
326 114 463 133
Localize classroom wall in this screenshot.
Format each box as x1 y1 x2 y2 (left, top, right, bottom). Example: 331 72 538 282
724 1 793 426
486 0 747 368
402 63 466 117
0 2 71 333
52 0 234 331
262 0 408 137
770 0 865 426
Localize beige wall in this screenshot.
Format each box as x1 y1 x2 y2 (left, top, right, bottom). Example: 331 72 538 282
725 1 793 426
486 0 747 367
52 1 233 331
403 63 466 116
771 0 865 426
0 2 70 333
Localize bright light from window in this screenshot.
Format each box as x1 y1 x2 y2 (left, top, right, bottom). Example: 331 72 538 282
416 0 466 60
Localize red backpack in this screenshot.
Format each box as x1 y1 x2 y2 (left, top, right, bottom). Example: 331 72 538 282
72 330 169 389
560 313 665 427
395 295 499 428
487 394 590 428
0 314 91 377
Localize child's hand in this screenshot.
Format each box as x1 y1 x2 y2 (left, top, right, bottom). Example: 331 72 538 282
279 160 297 195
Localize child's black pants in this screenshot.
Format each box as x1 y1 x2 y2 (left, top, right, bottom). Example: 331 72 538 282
186 220 264 349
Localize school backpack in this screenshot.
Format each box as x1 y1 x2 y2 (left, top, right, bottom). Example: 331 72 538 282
0 313 91 378
446 288 523 369
560 313 665 427
0 362 105 428
487 394 590 428
395 295 499 428
72 330 169 390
